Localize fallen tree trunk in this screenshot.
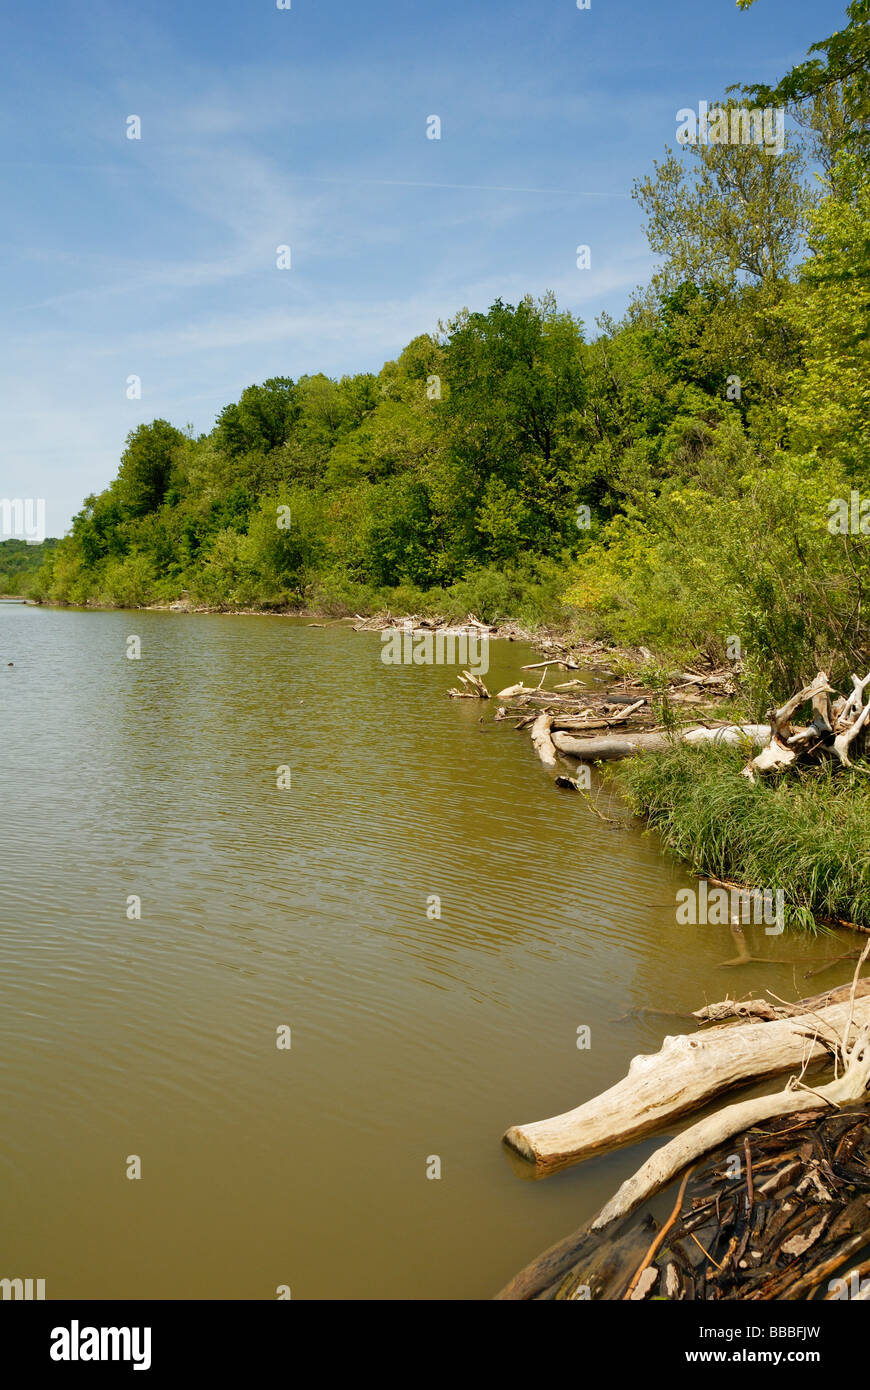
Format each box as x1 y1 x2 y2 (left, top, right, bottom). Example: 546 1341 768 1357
499 952 870 1299
530 712 557 768
691 976 870 1023
503 983 870 1175
552 730 670 760
591 1080 832 1232
552 723 770 762
592 945 870 1231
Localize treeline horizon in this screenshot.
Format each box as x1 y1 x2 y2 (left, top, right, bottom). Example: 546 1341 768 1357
28 2 870 708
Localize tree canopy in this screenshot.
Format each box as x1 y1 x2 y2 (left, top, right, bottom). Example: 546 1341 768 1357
36 2 870 702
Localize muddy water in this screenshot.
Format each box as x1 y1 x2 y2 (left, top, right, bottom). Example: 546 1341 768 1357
0 607 857 1299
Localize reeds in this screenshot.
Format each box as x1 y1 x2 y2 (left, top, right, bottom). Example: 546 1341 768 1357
616 743 870 930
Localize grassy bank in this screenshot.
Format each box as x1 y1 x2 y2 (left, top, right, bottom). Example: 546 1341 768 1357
613 742 870 932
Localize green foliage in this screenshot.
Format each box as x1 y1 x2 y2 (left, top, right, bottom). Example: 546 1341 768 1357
214 378 297 457
115 420 186 517
553 6 870 705
438 294 588 559
736 0 870 163
0 539 58 596
785 154 870 473
37 3 870 713
97 553 157 608
633 113 810 289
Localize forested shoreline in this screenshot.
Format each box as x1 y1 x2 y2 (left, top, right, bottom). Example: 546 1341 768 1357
29 2 870 714
6 0 870 1313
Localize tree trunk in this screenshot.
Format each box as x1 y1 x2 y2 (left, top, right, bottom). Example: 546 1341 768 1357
551 724 770 761
530 712 558 767
503 987 870 1175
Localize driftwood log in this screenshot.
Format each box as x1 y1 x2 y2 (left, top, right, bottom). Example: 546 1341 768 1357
446 670 490 698
497 658 870 775
743 668 870 780
552 724 770 762
590 946 870 1230
530 713 558 768
500 951 870 1298
503 979 870 1176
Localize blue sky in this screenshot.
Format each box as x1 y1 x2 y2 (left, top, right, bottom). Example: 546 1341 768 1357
0 0 830 535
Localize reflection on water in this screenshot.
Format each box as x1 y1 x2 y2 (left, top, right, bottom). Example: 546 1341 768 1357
0 607 857 1298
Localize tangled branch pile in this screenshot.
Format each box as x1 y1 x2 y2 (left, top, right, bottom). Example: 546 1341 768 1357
519 1108 870 1301
744 669 870 781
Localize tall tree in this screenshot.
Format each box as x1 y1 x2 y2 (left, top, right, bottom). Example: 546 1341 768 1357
633 109 810 289
736 0 870 160
440 295 586 557
116 420 186 517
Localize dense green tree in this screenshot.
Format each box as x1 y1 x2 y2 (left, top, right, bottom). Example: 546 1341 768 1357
214 378 297 457
737 0 870 160
785 151 870 473
633 111 810 290
116 420 186 517
439 295 587 557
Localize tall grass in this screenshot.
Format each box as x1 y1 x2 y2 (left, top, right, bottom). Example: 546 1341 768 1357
614 744 870 931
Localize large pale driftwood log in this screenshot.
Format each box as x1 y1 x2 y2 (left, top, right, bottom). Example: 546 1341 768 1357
552 730 671 760
552 730 669 759
530 712 557 768
592 1089 822 1232
741 672 833 778
592 947 870 1230
502 990 870 1175
552 724 770 763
